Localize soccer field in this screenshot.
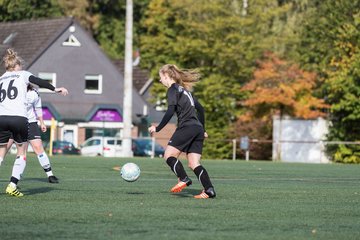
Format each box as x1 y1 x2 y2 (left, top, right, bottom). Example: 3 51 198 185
0 155 359 240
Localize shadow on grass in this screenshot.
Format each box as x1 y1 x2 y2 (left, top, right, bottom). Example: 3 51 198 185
24 177 51 183
171 188 200 198
18 178 56 195
126 192 145 195
22 187 54 195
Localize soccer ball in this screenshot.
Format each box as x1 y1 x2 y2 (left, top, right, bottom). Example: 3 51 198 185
120 162 140 182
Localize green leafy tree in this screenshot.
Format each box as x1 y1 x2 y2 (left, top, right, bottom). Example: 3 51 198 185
140 0 291 159
0 0 62 21
296 0 360 163
325 39 360 163
90 0 150 59
57 0 94 31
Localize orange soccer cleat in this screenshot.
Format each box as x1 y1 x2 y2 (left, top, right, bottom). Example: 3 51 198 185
194 187 216 199
170 176 192 193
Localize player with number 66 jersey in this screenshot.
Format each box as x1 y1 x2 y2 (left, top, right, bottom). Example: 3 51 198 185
0 48 68 197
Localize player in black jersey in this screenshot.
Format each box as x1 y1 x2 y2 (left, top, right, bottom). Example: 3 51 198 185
148 64 216 199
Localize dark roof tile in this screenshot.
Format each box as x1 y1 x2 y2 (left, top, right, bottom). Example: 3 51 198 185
0 17 73 70
112 59 150 92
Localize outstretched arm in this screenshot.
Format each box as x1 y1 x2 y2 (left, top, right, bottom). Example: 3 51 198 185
29 76 68 96
148 105 176 134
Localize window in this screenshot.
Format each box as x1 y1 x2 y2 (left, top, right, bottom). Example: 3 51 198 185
84 74 102 94
84 139 100 147
38 72 56 93
155 98 167 111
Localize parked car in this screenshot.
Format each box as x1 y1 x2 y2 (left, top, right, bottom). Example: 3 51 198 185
47 140 80 155
80 136 165 158
10 140 79 155
80 137 123 157
132 139 165 158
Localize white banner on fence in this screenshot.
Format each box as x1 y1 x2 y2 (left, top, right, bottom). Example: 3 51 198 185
272 116 329 163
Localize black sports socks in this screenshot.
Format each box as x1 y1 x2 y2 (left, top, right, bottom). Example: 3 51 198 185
166 156 188 180
193 165 213 190
166 158 214 192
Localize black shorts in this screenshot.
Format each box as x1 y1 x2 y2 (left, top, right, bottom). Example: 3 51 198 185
0 116 29 144
28 122 42 141
169 124 204 154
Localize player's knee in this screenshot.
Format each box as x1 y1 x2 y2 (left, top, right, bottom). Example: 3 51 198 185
188 162 200 170
32 144 44 154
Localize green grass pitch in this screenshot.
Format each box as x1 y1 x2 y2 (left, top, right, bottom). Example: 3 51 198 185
0 155 359 240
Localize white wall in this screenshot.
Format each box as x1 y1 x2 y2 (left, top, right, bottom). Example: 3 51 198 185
272 116 329 163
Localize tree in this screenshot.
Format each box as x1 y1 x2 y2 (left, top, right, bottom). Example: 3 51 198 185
241 52 328 120
237 52 328 159
296 0 360 163
90 0 150 59
0 0 62 21
324 30 360 163
140 0 291 159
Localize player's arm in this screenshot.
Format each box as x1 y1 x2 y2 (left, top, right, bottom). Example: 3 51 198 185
194 97 208 138
149 105 175 133
194 98 205 129
29 76 68 96
149 87 177 134
38 116 47 132
34 94 47 132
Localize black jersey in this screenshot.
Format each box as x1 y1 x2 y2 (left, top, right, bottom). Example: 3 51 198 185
167 83 202 128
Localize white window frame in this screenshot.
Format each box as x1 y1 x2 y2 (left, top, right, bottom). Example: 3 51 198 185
38 72 56 93
84 74 103 94
155 98 167 111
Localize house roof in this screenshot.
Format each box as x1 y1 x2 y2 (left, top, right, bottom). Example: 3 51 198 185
0 17 73 72
112 59 150 93
0 17 151 124
0 18 152 95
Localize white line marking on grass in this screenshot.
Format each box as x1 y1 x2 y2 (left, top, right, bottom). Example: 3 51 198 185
2 177 358 183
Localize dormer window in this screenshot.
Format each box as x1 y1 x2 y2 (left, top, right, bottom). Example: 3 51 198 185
84 74 102 94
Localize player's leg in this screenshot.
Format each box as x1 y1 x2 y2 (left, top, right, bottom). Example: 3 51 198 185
0 144 7 166
187 152 216 199
164 145 192 192
0 126 14 166
6 142 27 197
186 126 216 199
0 138 14 166
5 116 28 197
29 139 59 183
28 123 58 183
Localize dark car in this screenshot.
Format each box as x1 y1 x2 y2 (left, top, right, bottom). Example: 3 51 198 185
46 140 80 155
132 139 165 157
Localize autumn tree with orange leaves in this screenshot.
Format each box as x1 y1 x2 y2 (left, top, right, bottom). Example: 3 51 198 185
240 52 328 121
234 52 329 160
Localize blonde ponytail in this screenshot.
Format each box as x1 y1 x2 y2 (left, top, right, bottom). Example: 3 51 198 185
160 64 200 91
3 48 23 71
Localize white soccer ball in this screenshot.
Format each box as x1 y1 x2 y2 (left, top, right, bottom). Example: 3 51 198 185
120 162 140 182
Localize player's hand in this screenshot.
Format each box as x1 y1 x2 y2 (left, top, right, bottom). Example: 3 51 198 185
148 126 156 134
55 87 69 96
40 123 47 132
204 132 208 138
